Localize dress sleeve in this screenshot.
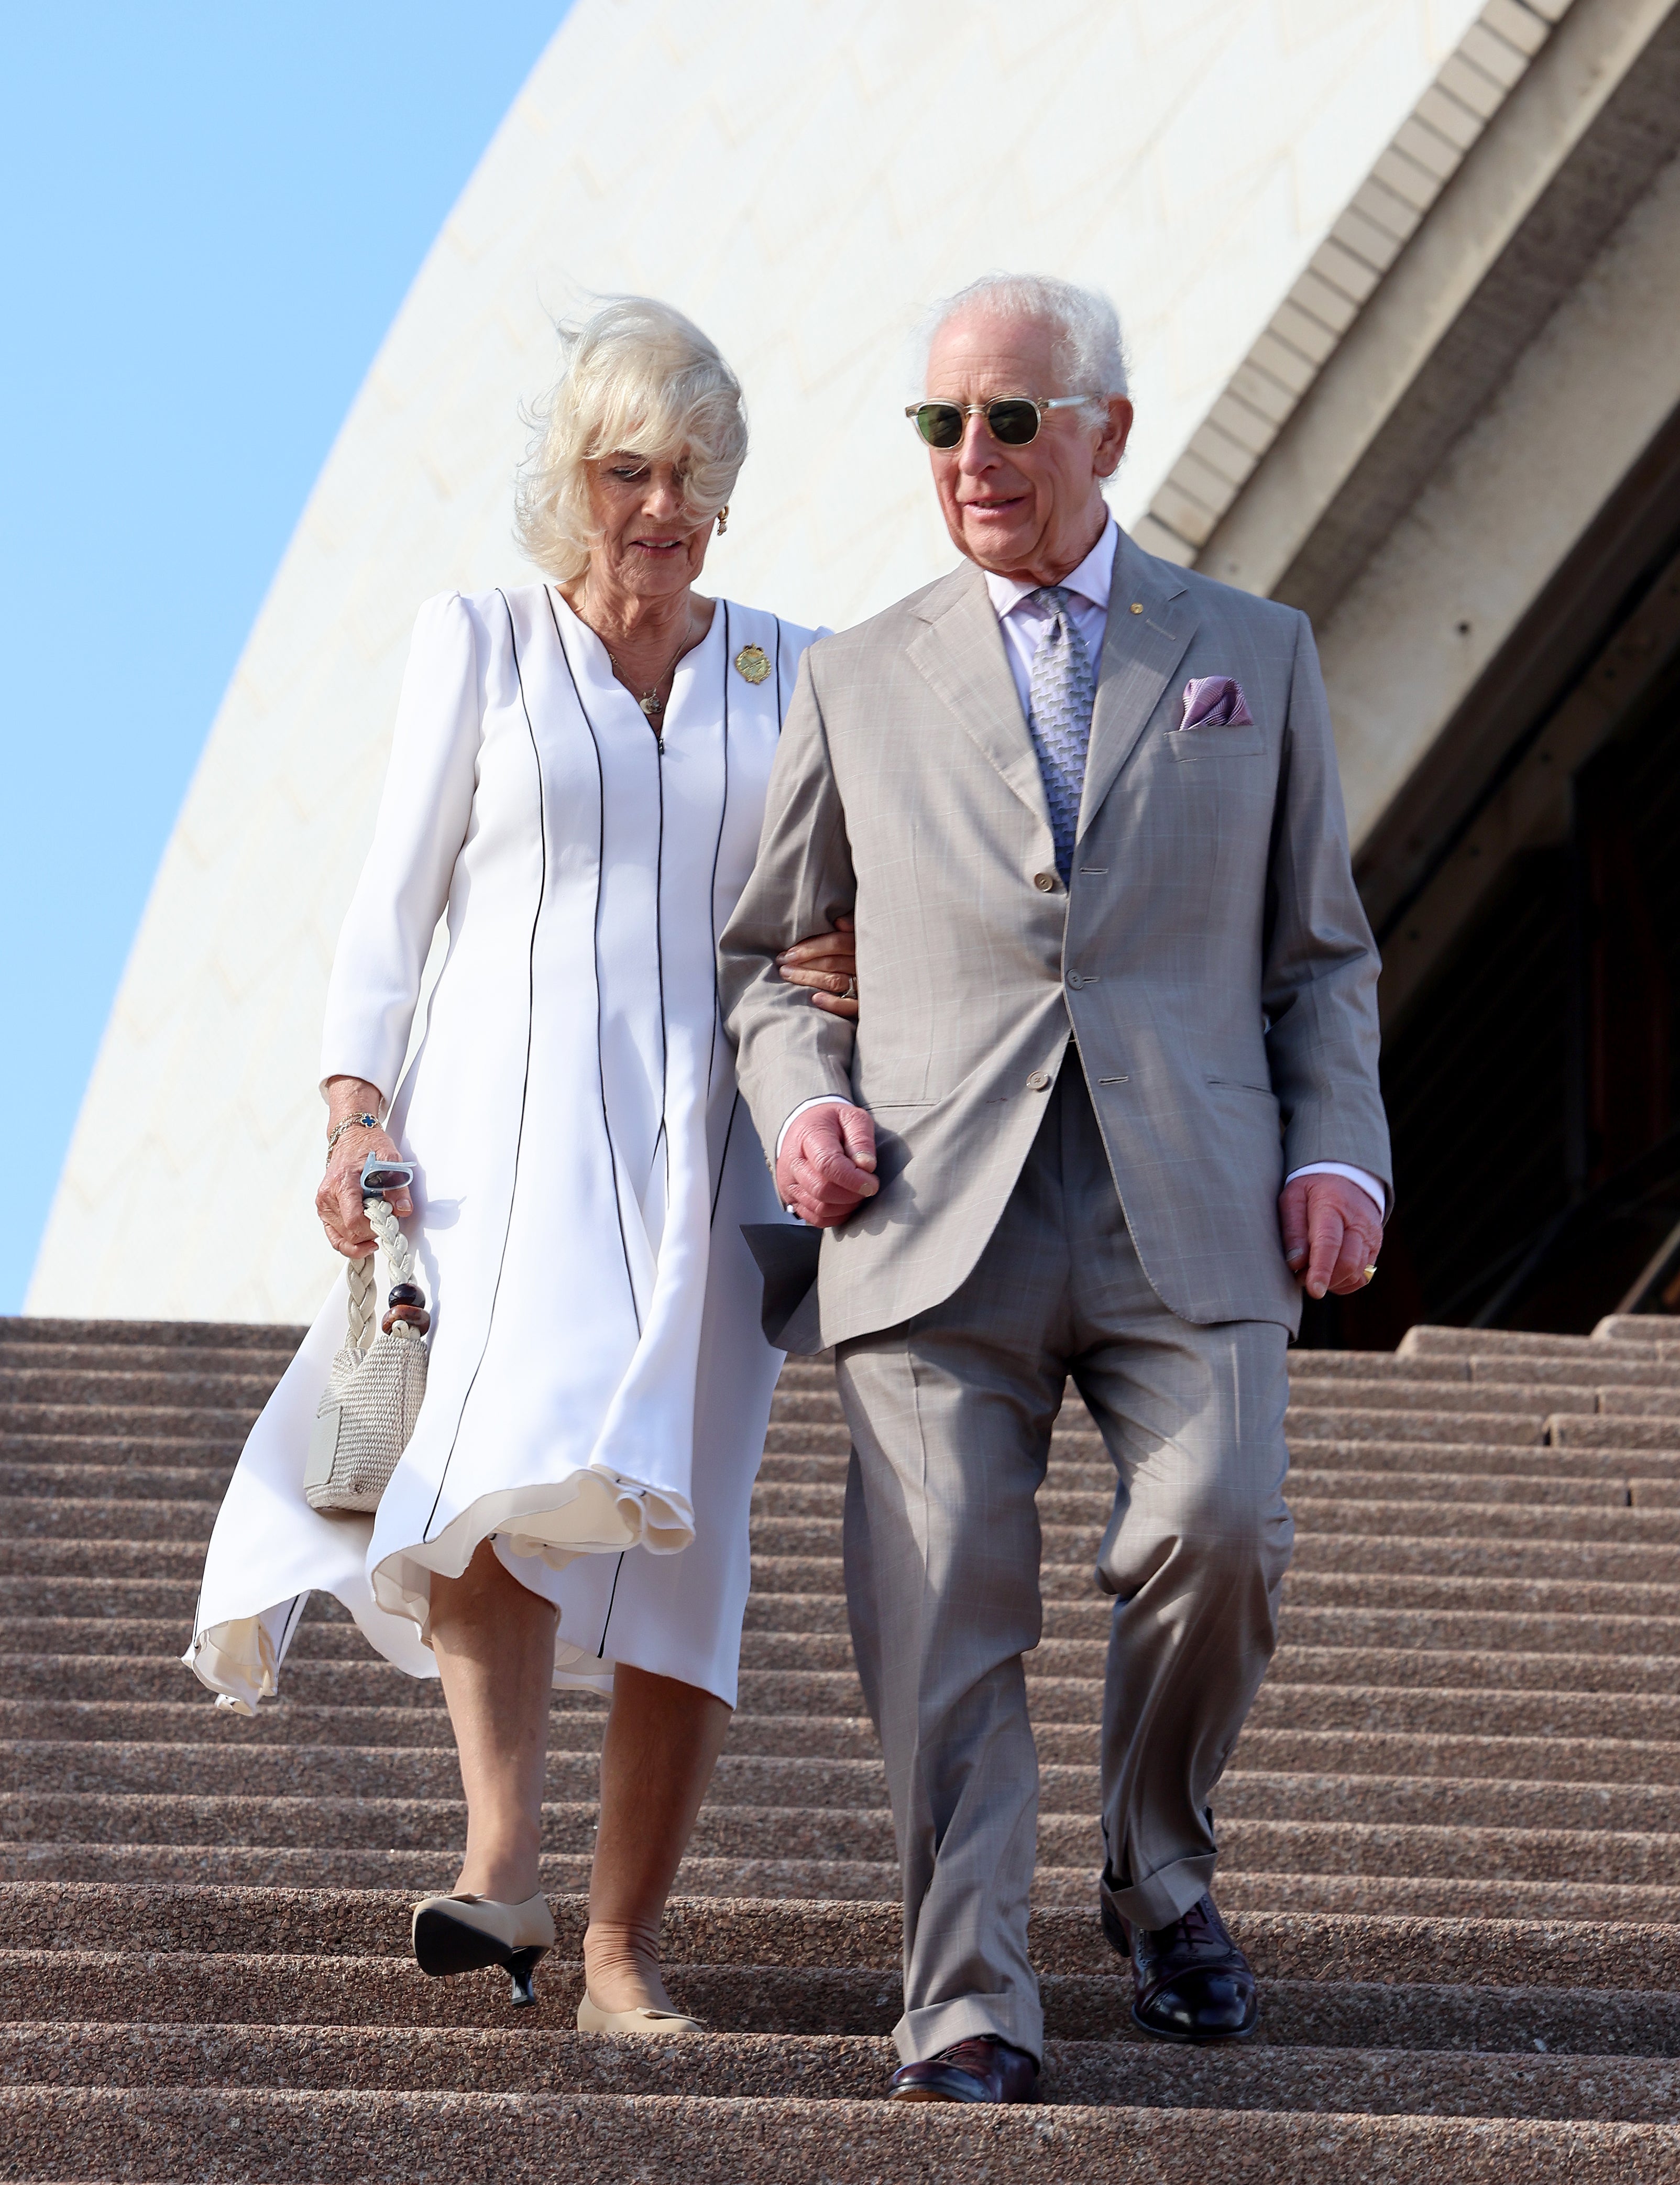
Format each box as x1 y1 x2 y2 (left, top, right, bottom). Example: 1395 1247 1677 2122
319 591 482 1103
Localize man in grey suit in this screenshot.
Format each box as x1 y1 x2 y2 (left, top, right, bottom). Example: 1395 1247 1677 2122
721 273 1390 2104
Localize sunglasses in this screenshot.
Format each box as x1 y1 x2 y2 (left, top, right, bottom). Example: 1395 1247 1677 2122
905 395 1090 450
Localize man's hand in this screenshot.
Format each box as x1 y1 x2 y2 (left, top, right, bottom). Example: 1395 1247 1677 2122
1279 1173 1383 1300
776 1103 879 1228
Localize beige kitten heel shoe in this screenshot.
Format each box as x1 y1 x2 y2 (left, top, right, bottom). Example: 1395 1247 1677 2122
411 1891 556 2007
577 1993 706 2035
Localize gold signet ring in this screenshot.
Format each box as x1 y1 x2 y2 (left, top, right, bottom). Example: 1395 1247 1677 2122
1363 1265 1378 1283
734 643 771 685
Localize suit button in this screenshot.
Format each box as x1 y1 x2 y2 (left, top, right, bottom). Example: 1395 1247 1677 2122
1026 1069 1051 1091
1033 872 1057 892
1066 971 1085 989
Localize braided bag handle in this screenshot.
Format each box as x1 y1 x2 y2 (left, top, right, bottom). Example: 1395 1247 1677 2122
306 1193 428 1519
345 1198 419 1355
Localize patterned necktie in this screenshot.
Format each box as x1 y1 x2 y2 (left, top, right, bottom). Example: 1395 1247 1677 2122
1025 585 1096 883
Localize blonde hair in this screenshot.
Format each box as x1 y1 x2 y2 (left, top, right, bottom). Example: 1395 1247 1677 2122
513 297 749 583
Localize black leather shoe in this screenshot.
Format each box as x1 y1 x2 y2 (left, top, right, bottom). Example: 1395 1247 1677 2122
889 2037 1040 2103
1109 1891 1258 2043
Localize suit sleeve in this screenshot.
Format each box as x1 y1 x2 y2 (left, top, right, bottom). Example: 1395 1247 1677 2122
1261 612 1394 1213
319 591 481 1103
719 646 860 1168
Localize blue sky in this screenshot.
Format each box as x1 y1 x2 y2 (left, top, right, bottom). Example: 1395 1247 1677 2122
0 4 568 1312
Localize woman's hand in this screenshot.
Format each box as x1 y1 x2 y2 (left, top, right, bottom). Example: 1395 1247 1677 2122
316 1077 410 1260
777 915 858 1019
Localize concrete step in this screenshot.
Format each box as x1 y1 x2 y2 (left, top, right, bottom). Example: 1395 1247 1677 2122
1290 1351 1680 1391
6 1476 1670 1553
0 1317 303 1354
758 1449 1671 1501
1552 1418 1680 1452
1595 1316 1680 1347
745 1517 1680 1588
774 1381 1603 1426
0 1343 292 1377
7 2022 1680 2125
1284 1408 1549 1445
1212 1818 1680 1886
0 1462 232 1506
0 1700 877 1759
0 1368 283 1408
0 1539 212 1578
1275 1607 1680 1655
18 1638 1680 1715
10 1598 1680 1682
1267 1644 1680 1694
7 1766 1675 1851
12 1726 1679 1806
0 1498 222 1541
1299 1381 1602 1415
17 1677 1680 1750
1402 1325 1673 1361
0 1406 260 1442
1213 1872 1680 1922
20 1551 1680 1632
0 1743 895 1807
5 2085 1677 2185
7 1943 1680 2056
754 1480 1680 1545
1284 1438 1680 1481
9 1887 1678 1988
9 1840 1680 1922
0 1433 247 1468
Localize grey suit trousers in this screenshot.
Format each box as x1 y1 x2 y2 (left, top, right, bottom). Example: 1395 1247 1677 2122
836 1059 1294 2065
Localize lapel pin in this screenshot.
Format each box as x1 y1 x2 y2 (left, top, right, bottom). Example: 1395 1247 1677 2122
734 643 772 685
1129 602 1143 614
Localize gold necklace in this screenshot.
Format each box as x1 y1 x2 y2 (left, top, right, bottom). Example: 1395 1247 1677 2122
607 625 694 723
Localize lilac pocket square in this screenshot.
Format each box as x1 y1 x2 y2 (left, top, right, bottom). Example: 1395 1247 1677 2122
1176 676 1254 731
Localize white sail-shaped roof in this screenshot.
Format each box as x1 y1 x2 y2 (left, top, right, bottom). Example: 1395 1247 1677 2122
30 0 1480 1320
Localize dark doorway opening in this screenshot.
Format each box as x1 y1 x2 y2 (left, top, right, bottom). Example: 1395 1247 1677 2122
1304 646 1680 1346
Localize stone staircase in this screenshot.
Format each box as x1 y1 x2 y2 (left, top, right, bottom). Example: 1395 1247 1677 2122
3 1314 1679 2180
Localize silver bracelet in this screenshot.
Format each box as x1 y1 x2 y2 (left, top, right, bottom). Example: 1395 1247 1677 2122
326 1111 380 1155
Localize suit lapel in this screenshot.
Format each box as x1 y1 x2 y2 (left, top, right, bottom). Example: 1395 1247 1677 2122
907 564 1052 837
1078 532 1196 845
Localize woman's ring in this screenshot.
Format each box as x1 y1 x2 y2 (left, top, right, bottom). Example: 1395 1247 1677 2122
845 976 858 1000
1364 1265 1378 1283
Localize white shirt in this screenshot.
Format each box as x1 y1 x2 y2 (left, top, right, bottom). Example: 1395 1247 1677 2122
780 515 1385 1226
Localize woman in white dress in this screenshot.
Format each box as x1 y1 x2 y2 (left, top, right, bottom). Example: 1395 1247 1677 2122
183 298 855 2026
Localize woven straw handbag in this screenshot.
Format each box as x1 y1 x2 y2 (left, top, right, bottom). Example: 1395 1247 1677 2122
303 1196 429 1515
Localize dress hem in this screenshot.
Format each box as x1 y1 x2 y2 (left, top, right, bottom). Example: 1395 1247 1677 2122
183 1465 696 1712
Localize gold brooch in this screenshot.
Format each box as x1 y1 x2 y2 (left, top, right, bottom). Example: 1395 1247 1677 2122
734 643 772 685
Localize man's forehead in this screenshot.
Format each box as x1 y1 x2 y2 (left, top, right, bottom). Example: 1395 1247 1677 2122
926 311 1059 388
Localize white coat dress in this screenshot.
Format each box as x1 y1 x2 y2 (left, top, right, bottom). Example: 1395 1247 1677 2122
184 584 818 1711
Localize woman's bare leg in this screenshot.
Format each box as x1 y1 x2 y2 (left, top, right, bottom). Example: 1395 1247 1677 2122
429 1539 557 1903
584 1664 732 2012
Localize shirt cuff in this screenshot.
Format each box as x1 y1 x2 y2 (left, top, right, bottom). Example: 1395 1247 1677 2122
775 1094 851 1163
1286 1162 1386 1223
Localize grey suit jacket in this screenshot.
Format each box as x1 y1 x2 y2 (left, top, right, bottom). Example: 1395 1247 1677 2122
720 528 1391 1352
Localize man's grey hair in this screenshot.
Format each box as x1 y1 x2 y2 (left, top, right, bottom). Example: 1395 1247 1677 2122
917 273 1129 407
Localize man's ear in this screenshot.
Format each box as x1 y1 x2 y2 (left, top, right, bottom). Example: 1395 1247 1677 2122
1095 398 1134 480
